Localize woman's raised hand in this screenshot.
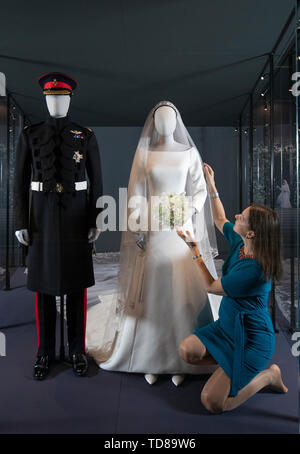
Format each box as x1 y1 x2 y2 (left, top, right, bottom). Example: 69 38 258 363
203 163 216 190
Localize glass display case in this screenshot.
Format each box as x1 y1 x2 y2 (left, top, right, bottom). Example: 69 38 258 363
238 0 299 349
0 88 26 290
0 90 8 288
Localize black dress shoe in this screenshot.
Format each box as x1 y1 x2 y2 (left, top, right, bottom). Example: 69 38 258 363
33 355 51 380
71 353 88 377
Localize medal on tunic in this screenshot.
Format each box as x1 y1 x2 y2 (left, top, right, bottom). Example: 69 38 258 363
73 151 83 163
70 129 83 139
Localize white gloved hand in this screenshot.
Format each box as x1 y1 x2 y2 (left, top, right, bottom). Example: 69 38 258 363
15 229 30 246
88 228 101 243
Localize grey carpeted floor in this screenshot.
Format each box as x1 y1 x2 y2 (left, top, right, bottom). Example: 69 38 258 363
0 258 298 434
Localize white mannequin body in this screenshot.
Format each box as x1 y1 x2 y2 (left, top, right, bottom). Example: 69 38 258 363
15 95 100 246
146 105 189 386
86 102 219 386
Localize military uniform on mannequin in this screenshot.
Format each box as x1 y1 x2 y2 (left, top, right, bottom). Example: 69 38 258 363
13 72 103 380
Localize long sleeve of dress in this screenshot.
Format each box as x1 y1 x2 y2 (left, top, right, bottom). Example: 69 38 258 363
188 147 207 214
85 132 103 229
13 128 32 231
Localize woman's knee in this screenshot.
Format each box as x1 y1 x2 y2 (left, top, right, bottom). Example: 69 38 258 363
201 389 224 414
179 335 206 364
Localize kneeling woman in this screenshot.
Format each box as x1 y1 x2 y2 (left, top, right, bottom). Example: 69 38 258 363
176 163 288 414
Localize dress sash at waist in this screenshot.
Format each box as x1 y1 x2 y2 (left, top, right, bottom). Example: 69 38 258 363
231 305 270 396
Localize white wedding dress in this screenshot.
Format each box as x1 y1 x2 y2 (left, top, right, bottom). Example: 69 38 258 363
86 147 221 375
276 182 292 208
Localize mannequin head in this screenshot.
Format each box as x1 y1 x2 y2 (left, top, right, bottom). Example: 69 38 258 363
46 94 71 118
154 106 177 137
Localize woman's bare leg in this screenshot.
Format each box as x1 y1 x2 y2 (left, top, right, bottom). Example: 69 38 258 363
179 334 217 365
201 364 288 414
179 336 288 413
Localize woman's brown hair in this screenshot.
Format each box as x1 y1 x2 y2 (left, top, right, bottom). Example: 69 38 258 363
248 202 283 282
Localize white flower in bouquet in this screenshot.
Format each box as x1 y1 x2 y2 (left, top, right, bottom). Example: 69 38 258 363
152 191 193 228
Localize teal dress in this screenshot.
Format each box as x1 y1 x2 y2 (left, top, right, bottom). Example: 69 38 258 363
193 221 275 397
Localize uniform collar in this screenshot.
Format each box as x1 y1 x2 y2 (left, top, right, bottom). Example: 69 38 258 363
45 113 71 130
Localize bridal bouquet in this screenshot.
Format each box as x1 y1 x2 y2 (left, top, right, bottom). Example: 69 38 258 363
152 191 193 228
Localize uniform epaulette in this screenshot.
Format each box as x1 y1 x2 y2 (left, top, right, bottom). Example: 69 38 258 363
72 122 92 135
23 125 29 130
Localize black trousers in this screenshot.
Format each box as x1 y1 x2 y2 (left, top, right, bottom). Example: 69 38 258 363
35 289 87 358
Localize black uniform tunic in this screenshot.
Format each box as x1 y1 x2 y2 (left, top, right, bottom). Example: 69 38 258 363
13 114 103 296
